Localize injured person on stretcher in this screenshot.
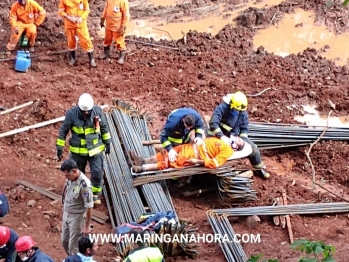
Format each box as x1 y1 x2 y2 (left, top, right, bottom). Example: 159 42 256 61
130 136 252 173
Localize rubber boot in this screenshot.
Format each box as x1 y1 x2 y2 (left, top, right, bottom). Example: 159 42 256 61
93 194 101 205
69 51 76 66
88 51 97 68
255 169 270 179
117 50 126 65
99 46 110 60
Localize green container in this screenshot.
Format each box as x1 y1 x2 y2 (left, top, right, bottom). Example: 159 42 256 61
19 34 28 47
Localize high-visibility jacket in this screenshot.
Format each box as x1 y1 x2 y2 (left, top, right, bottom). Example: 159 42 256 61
9 0 46 28
102 0 130 32
209 95 249 138
160 108 205 152
124 245 165 262
157 137 233 169
58 0 90 29
56 106 111 157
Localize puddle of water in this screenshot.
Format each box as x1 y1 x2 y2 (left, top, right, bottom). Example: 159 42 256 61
97 0 285 40
294 104 349 128
253 9 349 66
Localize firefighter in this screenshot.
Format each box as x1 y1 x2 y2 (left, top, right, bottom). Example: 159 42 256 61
209 91 270 179
0 226 20 262
56 93 112 205
15 236 54 262
58 0 97 67
6 0 46 54
99 0 130 64
130 136 247 173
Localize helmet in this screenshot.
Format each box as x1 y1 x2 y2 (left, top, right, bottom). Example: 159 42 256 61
0 226 10 246
78 93 94 111
230 91 247 111
15 236 36 252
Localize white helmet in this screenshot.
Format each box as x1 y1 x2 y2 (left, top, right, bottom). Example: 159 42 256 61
78 93 94 111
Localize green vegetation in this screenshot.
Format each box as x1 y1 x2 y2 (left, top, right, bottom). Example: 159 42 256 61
247 240 336 262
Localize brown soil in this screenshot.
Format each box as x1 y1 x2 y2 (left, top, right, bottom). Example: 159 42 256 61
0 0 349 261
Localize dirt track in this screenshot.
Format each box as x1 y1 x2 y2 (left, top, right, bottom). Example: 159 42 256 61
1 0 349 261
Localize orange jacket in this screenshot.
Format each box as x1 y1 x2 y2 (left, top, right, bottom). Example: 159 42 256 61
9 0 46 28
102 0 130 32
58 0 90 29
171 137 234 169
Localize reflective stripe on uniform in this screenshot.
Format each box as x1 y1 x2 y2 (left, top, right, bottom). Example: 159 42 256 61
253 163 264 169
69 144 105 157
239 133 248 137
72 126 96 135
195 128 205 134
212 157 219 167
219 123 232 132
91 185 102 193
56 138 65 147
168 137 182 144
162 141 171 148
211 128 222 135
102 132 111 140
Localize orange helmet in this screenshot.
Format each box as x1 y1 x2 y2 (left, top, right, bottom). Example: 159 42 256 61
15 236 36 252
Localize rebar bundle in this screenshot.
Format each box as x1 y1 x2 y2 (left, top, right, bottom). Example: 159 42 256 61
206 212 248 262
248 122 349 149
215 171 258 206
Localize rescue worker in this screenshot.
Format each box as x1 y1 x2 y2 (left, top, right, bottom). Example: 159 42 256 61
0 226 19 262
130 136 247 173
123 229 164 262
209 91 270 179
56 93 111 205
6 0 46 54
15 236 54 262
63 236 98 262
60 159 94 256
160 108 205 163
0 189 9 218
99 0 130 64
58 0 97 67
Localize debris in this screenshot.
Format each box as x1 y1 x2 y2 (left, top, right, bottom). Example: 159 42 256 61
42 210 58 217
26 199 36 207
0 101 34 116
239 215 261 228
328 99 336 110
183 187 214 197
281 188 294 244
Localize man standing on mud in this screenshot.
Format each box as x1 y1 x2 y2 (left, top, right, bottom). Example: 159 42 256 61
58 0 97 67
99 0 130 64
56 93 111 205
6 0 46 54
60 159 94 256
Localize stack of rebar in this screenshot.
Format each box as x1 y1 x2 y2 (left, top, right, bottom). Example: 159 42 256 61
103 100 178 256
206 212 248 262
206 202 349 262
215 171 258 205
248 122 349 149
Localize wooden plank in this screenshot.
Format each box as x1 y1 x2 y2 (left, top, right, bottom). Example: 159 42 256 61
281 187 294 244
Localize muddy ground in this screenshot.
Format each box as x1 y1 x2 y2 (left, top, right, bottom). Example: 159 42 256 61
0 0 349 261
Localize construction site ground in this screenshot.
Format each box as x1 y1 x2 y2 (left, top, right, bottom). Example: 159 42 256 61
1 0 349 261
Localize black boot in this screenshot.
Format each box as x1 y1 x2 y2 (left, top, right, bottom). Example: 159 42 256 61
99 46 110 60
88 51 97 67
68 51 76 66
255 169 270 179
117 50 126 65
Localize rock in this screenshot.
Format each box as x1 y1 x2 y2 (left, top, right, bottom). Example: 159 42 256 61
26 200 36 207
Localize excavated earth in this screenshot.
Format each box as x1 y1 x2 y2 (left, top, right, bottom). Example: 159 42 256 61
1 0 349 261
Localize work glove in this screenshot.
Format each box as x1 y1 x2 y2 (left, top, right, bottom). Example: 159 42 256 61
57 149 63 161
119 26 126 35
194 137 203 146
220 135 230 145
168 149 178 162
105 143 110 155
76 17 82 24
100 18 105 28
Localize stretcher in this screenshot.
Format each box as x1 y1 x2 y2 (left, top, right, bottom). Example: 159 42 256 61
130 142 253 176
